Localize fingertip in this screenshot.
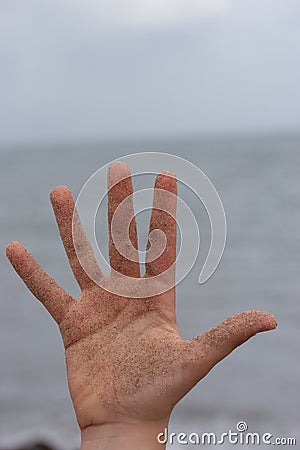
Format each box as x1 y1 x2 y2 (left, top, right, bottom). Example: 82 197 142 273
6 242 31 274
161 170 176 177
108 161 131 188
221 310 277 339
50 185 73 205
6 241 25 260
256 310 277 331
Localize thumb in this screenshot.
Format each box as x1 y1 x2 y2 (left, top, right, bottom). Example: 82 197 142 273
183 310 277 387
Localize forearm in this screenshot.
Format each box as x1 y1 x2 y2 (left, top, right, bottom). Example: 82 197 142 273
80 420 169 450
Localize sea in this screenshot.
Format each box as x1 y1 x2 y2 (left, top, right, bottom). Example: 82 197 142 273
0 134 299 449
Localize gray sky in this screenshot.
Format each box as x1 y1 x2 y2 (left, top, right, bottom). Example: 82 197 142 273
1 0 299 145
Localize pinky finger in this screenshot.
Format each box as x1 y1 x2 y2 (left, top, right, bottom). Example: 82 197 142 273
6 241 73 324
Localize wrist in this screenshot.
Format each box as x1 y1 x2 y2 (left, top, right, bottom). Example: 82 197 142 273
80 419 169 450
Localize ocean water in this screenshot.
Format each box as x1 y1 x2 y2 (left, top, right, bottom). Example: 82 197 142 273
0 135 299 449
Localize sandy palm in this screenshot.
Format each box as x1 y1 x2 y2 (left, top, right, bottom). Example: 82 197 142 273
6 162 276 432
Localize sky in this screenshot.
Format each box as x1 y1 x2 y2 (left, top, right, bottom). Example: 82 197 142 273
0 0 299 145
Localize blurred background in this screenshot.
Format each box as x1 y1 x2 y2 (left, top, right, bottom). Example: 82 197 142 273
0 1 299 449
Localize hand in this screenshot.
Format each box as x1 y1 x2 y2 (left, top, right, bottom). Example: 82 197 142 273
6 162 277 450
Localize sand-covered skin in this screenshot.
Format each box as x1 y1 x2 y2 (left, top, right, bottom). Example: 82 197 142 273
6 162 277 431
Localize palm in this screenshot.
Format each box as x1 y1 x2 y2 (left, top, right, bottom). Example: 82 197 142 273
64 287 185 428
6 162 276 431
